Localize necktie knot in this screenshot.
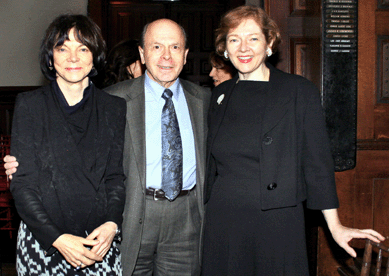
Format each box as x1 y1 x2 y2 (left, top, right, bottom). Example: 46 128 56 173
162 89 173 101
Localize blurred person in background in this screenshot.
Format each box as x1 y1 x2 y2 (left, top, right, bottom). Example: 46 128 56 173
102 39 145 87
209 51 236 87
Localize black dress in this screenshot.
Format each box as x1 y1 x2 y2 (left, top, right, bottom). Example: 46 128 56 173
202 80 309 276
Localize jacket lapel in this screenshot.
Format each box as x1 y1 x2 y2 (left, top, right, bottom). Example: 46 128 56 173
181 80 206 191
208 78 238 153
125 77 147 190
261 64 293 135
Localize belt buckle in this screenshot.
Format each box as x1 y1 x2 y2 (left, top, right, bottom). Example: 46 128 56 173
153 189 164 201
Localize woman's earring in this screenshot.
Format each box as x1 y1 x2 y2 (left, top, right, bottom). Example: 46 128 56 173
224 50 228 59
266 48 272 57
49 62 53 70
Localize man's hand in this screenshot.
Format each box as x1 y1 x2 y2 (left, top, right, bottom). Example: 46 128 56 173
86 222 117 258
3 155 18 180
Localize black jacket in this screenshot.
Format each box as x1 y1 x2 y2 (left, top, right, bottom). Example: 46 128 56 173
10 84 126 254
205 64 339 210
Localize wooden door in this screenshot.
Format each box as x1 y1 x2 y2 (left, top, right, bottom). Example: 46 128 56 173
316 0 389 275
265 0 321 87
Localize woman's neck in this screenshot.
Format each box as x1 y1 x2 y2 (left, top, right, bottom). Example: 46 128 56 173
56 78 89 106
239 64 270 82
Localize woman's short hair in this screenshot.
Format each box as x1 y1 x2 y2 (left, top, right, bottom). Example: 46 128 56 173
103 39 141 87
209 51 237 76
40 14 106 81
215 5 281 56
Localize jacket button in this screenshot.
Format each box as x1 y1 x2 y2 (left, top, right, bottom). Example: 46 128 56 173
263 137 273 145
267 183 277 190
139 219 143 224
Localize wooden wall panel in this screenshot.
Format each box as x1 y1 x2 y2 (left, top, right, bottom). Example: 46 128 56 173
357 0 376 140
374 105 389 139
170 4 225 85
108 3 165 50
377 36 389 103
373 179 389 238
290 38 321 86
317 151 389 275
266 0 321 82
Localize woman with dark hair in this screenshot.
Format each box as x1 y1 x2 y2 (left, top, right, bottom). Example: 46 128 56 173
10 14 126 275
209 51 236 87
103 39 145 87
203 5 384 276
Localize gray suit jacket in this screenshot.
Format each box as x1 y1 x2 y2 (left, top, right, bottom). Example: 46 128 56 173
105 75 211 275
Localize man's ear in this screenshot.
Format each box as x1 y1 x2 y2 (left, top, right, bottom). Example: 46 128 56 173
183 48 189 65
139 46 146 65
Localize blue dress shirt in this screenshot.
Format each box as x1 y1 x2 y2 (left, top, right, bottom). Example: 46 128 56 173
144 72 196 190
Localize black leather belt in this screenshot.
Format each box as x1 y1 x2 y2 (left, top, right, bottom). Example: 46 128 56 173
146 187 192 201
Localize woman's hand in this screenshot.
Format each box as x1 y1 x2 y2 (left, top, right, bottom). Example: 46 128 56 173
330 225 385 257
3 155 18 180
322 209 385 257
86 221 117 258
52 234 102 269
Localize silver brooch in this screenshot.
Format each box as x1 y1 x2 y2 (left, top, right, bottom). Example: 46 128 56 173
217 94 225 105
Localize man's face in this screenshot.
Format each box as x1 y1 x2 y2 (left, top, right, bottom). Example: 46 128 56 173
139 19 189 88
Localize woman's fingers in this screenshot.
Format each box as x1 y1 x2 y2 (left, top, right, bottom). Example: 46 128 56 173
88 222 116 257
52 234 102 268
359 229 386 242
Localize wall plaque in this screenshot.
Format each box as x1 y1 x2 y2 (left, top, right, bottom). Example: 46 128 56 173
322 0 358 171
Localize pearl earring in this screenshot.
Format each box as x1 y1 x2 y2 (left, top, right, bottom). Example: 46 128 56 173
266 48 272 57
224 50 228 59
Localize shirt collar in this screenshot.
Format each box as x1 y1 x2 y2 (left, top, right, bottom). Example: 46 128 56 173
144 70 181 102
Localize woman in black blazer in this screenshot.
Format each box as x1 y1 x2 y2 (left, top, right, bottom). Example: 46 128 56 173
202 5 384 276
10 15 126 275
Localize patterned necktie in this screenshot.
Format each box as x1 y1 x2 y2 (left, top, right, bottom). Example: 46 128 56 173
161 89 183 201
